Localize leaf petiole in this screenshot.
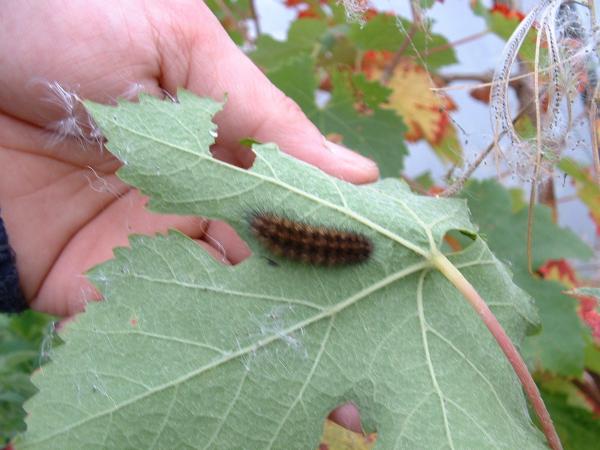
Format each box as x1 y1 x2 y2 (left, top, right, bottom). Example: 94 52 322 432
430 250 563 450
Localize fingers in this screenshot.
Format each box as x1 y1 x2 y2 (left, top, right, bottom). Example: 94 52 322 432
153 2 379 184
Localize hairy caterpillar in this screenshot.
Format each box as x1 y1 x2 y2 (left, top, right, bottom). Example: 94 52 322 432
249 211 372 266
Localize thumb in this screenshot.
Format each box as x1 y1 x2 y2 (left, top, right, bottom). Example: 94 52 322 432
153 2 379 184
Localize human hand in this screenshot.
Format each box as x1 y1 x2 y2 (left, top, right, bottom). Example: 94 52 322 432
0 0 378 318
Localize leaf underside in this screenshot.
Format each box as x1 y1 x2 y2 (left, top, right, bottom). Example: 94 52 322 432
19 92 545 449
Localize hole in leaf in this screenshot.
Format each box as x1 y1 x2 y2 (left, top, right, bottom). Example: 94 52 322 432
328 402 362 432
322 403 377 449
210 137 257 169
442 229 476 253
201 220 251 266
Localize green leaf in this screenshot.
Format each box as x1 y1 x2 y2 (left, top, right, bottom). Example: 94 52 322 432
205 0 251 21
348 15 457 69
509 188 528 213
204 0 252 46
518 275 587 376
471 2 537 63
20 92 547 449
559 158 600 233
0 311 55 444
268 56 408 177
568 287 600 373
462 181 591 267
537 376 591 412
431 124 462 166
414 172 435 192
418 0 436 8
462 180 593 376
250 19 328 71
541 389 600 450
351 73 393 110
584 336 600 373
318 32 358 72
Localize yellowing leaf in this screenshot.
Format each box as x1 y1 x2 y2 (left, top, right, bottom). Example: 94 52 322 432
431 122 462 165
366 58 460 163
319 420 376 450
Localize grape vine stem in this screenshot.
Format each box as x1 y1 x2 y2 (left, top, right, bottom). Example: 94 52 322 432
431 250 563 450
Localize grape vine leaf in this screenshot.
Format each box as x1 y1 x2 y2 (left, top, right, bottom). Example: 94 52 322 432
520 277 587 376
418 0 436 9
0 311 55 444
350 73 392 110
461 180 592 376
471 1 536 63
567 287 600 360
559 158 600 235
268 56 408 177
368 60 461 164
250 19 328 71
540 389 600 450
348 15 457 69
584 336 600 373
18 92 548 449
204 0 252 45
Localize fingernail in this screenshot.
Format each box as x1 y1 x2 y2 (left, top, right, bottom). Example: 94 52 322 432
324 139 378 170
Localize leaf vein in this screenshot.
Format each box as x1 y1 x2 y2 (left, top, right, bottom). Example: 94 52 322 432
203 370 249 449
417 270 455 450
266 316 335 450
22 261 428 447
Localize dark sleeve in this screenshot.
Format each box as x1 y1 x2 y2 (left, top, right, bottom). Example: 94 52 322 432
0 214 28 313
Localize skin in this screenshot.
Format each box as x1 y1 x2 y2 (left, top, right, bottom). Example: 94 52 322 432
0 0 375 433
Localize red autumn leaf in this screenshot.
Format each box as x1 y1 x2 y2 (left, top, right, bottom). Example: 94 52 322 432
538 259 578 288
491 2 525 21
578 295 600 343
540 259 600 343
470 85 492 103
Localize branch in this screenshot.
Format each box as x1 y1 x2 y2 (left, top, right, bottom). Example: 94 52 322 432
438 142 494 197
439 105 530 197
248 0 261 36
380 0 422 84
423 30 489 57
213 0 249 42
380 24 418 84
589 87 600 184
432 252 563 450
573 371 600 413
440 73 494 84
